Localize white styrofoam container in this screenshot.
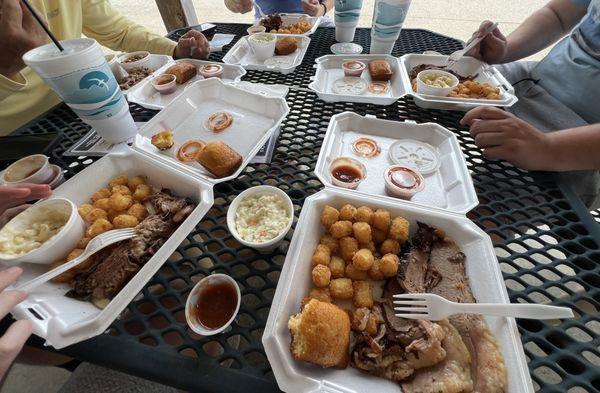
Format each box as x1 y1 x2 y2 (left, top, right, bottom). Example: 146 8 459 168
309 53 518 110
315 112 478 215
262 188 534 393
109 54 172 93
222 35 311 75
126 59 246 110
134 78 289 185
10 149 214 349
262 13 322 36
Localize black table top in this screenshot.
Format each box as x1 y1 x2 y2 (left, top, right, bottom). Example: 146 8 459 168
10 23 600 393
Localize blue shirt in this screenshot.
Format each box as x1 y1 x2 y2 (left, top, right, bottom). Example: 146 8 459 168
573 0 600 58
254 0 305 19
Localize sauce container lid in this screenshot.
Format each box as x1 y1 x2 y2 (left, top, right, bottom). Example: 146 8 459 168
389 140 440 175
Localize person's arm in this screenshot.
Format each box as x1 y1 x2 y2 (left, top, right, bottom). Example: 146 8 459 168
224 0 253 14
461 106 600 172
303 0 334 17
81 0 177 56
467 0 589 64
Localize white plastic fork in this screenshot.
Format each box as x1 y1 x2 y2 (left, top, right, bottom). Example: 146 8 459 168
445 22 498 70
393 293 574 321
15 228 137 293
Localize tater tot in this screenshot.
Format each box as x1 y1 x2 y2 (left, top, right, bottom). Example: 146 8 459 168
49 259 74 283
372 228 387 244
107 209 120 223
372 209 391 231
78 204 94 218
352 308 378 335
86 218 113 238
109 175 128 188
66 249 93 272
328 256 345 278
329 278 353 299
365 241 376 253
109 193 134 212
77 237 91 249
389 217 410 244
312 264 331 288
352 222 372 245
329 220 353 239
91 188 111 202
127 175 147 192
133 184 153 201
339 236 359 261
380 253 400 277
66 249 84 261
355 206 373 224
302 288 332 306
320 205 340 229
339 204 357 221
127 203 148 221
368 258 385 281
113 214 139 229
84 208 108 224
353 281 374 308
111 185 131 195
93 198 111 212
311 244 331 267
345 264 368 280
352 249 374 271
380 239 400 255
319 234 339 254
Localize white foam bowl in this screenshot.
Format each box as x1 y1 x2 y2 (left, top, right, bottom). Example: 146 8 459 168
185 274 241 336
227 185 293 252
118 51 151 71
0 198 85 266
416 69 459 97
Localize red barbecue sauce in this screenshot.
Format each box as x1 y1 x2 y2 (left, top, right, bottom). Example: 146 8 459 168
192 281 238 329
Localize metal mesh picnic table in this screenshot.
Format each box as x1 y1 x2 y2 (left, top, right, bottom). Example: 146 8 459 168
9 23 600 393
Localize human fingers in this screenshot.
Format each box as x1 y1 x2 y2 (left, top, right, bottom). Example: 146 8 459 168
19 1 43 32
1 0 23 30
0 187 31 201
460 106 509 125
15 183 52 200
474 132 505 148
0 267 23 293
476 20 494 37
0 290 27 318
481 146 508 161
491 26 506 40
0 320 33 380
469 119 510 136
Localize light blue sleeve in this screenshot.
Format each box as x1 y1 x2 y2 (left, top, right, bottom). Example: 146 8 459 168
571 0 591 5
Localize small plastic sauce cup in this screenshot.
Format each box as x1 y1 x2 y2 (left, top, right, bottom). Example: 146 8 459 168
329 157 366 190
151 74 177 95
342 60 366 77
384 165 425 199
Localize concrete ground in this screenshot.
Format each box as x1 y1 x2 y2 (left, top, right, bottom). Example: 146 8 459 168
3 1 549 392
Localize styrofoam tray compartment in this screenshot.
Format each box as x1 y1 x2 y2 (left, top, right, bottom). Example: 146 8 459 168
110 54 172 92
263 188 534 393
264 13 321 36
314 112 478 214
134 78 289 184
399 53 518 111
309 55 403 105
222 35 310 75
10 149 214 349
126 59 246 110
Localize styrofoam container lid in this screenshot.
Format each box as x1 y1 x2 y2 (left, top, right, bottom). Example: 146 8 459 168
389 139 440 174
330 42 363 54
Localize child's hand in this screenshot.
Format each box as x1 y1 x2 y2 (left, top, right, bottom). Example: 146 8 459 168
460 107 552 171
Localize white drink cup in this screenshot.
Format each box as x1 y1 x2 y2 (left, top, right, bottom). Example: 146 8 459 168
370 0 411 54
335 0 363 43
23 38 137 144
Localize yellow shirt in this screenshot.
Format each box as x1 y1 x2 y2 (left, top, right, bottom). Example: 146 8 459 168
0 0 177 135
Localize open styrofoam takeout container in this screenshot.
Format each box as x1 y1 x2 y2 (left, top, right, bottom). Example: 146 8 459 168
309 53 518 110
262 188 534 393
126 59 246 110
9 79 289 349
315 112 478 215
258 13 322 36
223 35 311 75
108 54 172 93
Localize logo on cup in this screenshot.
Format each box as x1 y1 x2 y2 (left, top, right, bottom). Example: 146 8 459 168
372 0 410 40
335 0 363 23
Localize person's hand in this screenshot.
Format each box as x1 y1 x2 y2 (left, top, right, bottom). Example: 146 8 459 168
0 184 51 217
224 0 253 14
464 20 508 64
0 267 32 381
0 205 30 229
174 30 210 60
302 0 326 16
0 0 47 78
461 107 552 171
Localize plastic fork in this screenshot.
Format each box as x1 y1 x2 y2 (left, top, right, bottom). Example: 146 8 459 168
393 293 574 321
445 22 498 70
15 228 137 293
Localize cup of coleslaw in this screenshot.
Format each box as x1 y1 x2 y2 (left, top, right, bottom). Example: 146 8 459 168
227 186 294 252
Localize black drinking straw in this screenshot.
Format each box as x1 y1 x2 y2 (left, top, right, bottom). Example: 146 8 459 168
21 0 64 51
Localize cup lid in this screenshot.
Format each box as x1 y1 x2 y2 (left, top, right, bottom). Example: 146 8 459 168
389 140 440 175
330 42 363 55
